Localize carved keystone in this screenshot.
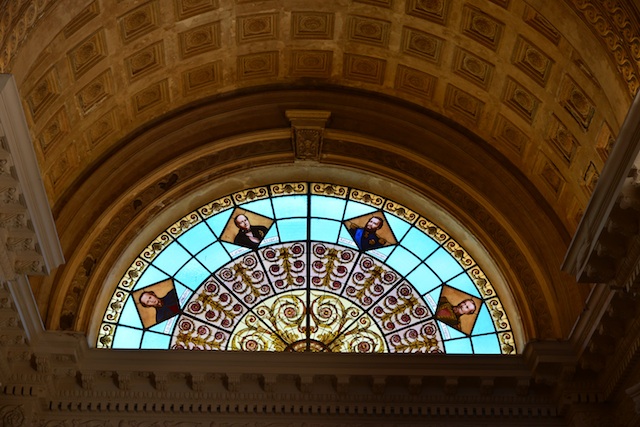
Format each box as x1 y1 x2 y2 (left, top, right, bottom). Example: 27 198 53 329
285 110 331 161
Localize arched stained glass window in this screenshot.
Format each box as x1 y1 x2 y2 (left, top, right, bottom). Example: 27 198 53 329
97 183 516 354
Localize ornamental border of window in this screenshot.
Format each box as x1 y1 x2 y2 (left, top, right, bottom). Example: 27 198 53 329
97 182 516 354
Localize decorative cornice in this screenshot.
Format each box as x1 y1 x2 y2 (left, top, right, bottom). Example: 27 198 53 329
0 258 632 425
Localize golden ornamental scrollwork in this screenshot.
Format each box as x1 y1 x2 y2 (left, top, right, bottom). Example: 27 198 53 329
485 297 511 333
270 182 307 195
215 254 271 305
383 200 418 223
469 266 495 298
198 196 232 219
117 258 148 291
167 212 202 238
349 188 384 207
102 289 128 324
233 186 269 204
230 311 286 351
96 323 116 348
443 239 476 269
172 317 227 350
262 243 306 291
498 331 516 355
140 233 173 262
416 217 449 243
311 182 348 198
388 321 442 353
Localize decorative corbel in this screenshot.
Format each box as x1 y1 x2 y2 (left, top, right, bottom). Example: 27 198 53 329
408 376 423 395
115 371 130 391
189 372 205 392
334 375 349 394
152 372 168 392
297 374 313 394
285 110 331 161
371 375 386 395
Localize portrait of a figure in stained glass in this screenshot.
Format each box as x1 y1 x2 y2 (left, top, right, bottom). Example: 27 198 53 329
219 209 274 250
133 279 182 328
344 212 397 251
435 285 481 335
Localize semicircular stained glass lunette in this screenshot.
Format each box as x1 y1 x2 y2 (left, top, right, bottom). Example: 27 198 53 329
98 182 516 354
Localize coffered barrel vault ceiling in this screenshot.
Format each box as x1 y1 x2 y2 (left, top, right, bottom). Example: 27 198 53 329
1 0 639 336
2 0 637 228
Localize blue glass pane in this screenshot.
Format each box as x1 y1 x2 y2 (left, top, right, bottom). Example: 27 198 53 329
221 242 251 258
133 265 169 290
272 195 307 218
259 225 280 247
344 201 377 219
311 195 347 220
205 209 233 236
175 259 210 290
446 273 480 298
400 228 438 260
385 214 411 241
424 289 440 313
177 222 216 255
141 331 171 349
443 337 472 354
311 218 341 243
196 242 232 271
153 243 191 276
438 321 466 340
277 218 307 242
238 199 274 218
384 246 420 276
471 334 500 354
119 296 143 328
173 280 192 307
113 326 143 349
148 316 178 335
407 264 441 295
368 244 394 262
337 224 358 249
425 247 464 282
471 305 494 335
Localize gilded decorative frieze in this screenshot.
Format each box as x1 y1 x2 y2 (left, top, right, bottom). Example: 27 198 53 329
566 0 640 96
